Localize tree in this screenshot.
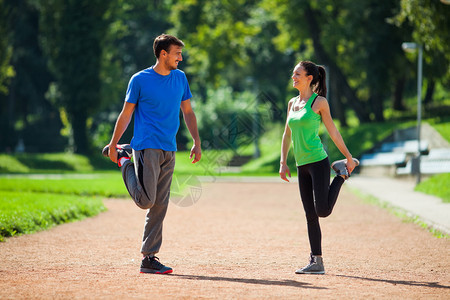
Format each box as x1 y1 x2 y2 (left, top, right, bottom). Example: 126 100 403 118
2 0 67 153
0 0 15 151
90 0 173 149
169 0 295 123
261 0 372 124
170 0 261 92
392 0 450 105
0 0 14 96
38 0 110 153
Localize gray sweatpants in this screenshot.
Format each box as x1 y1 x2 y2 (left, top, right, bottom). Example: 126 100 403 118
121 148 175 256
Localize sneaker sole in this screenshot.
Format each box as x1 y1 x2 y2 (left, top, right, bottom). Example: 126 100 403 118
295 270 325 275
140 268 173 274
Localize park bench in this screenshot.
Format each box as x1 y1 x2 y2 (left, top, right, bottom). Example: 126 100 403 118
396 148 450 175
378 140 429 154
360 152 407 167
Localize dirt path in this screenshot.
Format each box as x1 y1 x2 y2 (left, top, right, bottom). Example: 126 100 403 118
0 182 449 299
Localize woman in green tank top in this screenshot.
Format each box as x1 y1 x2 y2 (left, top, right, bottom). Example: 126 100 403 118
279 61 359 275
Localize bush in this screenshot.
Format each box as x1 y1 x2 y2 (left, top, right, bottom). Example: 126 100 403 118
191 87 265 150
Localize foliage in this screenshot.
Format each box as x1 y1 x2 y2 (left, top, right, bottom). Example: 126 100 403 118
261 0 410 123
415 173 450 203
0 0 14 96
38 0 111 154
392 0 450 83
170 0 261 88
0 191 105 241
192 87 263 150
170 0 295 117
91 0 173 151
2 1 66 153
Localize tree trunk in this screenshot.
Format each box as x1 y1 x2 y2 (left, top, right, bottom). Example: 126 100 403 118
329 68 348 127
393 77 406 111
303 5 371 123
71 111 88 154
370 91 385 122
424 79 435 105
6 78 16 151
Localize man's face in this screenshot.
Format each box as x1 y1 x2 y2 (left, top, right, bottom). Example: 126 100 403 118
161 45 183 70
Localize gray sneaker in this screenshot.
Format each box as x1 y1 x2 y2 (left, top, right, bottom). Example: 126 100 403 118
331 158 360 179
295 254 325 274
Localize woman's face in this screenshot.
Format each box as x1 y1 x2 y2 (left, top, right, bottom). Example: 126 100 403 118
292 65 312 90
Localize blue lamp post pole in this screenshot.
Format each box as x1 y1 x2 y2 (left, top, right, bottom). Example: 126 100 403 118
402 42 423 184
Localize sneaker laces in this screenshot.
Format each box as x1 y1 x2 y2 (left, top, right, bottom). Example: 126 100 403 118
307 254 318 266
147 256 164 268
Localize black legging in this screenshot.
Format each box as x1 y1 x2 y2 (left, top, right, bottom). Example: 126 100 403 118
297 157 345 256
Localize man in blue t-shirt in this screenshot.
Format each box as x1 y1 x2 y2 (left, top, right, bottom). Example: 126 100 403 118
103 34 201 274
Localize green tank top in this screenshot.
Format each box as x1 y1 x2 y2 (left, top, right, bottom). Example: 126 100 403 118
287 93 328 166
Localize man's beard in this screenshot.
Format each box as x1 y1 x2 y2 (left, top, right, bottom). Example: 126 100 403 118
165 60 178 70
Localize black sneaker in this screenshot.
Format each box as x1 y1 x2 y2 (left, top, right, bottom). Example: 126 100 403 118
140 256 173 274
102 144 132 166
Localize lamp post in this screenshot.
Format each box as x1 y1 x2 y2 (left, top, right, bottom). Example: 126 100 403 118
402 42 423 184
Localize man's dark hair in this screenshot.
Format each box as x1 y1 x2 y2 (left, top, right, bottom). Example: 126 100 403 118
153 34 185 59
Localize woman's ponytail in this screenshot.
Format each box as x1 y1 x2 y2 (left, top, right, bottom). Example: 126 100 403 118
315 66 327 97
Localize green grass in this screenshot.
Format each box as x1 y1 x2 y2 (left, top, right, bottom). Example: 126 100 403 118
0 191 105 241
434 123 450 143
349 188 448 239
0 154 30 173
427 117 450 143
415 173 450 203
0 173 128 197
0 152 92 173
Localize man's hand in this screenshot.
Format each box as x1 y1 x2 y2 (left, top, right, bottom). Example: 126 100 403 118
189 144 202 164
108 145 118 163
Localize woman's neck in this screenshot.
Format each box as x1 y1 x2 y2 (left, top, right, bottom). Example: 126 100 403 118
297 89 313 101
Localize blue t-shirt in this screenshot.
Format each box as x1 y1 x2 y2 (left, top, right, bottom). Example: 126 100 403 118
125 67 192 151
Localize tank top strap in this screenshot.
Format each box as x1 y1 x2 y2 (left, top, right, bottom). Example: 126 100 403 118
308 93 319 109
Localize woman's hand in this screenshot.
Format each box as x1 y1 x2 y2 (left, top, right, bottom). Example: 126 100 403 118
279 163 292 182
346 158 356 175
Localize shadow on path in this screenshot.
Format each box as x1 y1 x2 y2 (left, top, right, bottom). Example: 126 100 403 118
170 274 327 289
335 274 450 289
